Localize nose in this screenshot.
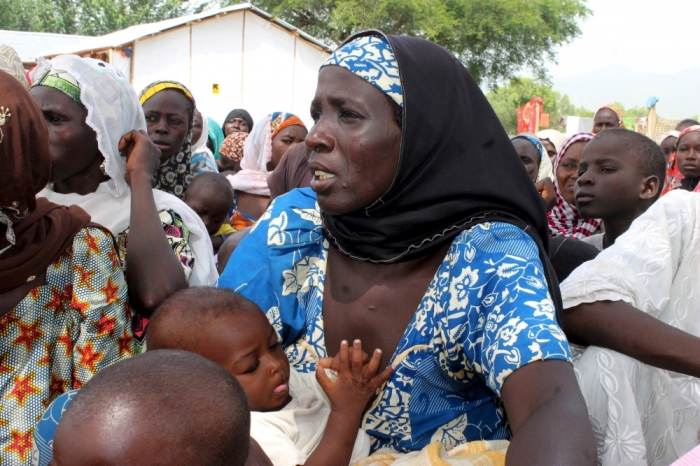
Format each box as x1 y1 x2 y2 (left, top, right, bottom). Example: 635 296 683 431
154 118 168 135
305 116 334 154
265 354 283 377
577 169 591 186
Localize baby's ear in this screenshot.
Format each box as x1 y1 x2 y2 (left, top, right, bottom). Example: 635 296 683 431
640 175 660 199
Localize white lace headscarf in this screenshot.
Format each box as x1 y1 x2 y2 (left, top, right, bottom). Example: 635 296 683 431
34 55 218 286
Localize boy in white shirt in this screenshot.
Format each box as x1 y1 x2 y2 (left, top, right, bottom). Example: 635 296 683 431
148 287 392 466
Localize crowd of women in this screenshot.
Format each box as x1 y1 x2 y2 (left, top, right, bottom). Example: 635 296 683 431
0 30 699 466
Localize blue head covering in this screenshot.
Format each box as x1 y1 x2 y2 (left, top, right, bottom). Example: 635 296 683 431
321 35 403 107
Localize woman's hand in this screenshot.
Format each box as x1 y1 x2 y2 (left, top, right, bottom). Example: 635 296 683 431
316 340 393 418
119 130 162 187
536 177 557 211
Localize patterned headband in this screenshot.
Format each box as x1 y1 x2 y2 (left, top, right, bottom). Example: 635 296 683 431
32 69 84 108
139 81 194 105
321 34 403 107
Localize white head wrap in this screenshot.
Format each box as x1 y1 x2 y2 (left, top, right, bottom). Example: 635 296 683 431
35 55 217 286
192 110 209 153
536 129 567 154
227 114 273 197
656 130 680 145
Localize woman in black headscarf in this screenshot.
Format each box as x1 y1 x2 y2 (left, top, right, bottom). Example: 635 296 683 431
222 108 254 137
219 32 594 463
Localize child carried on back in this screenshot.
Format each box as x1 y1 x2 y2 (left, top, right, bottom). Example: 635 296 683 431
148 287 393 466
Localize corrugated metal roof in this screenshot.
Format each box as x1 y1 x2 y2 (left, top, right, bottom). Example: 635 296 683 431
36 3 332 58
0 30 91 62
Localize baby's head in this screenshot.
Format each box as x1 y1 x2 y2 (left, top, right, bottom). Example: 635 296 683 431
148 287 291 412
50 349 250 466
575 129 665 222
183 172 234 235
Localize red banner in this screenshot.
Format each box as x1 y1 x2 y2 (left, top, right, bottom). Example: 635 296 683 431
516 97 543 134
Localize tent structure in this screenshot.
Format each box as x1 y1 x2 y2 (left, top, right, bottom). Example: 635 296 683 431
0 30 90 67
37 3 332 126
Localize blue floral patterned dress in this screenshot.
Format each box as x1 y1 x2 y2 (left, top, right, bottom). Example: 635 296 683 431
218 188 572 453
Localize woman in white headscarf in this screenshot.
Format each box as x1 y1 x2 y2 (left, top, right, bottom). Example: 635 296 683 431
32 55 217 328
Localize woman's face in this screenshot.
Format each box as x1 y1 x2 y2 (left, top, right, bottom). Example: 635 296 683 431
142 89 192 162
556 141 587 204
540 139 557 164
676 132 700 179
192 110 203 146
306 66 401 216
29 86 100 184
268 125 307 171
224 117 250 136
592 109 620 134
512 139 541 182
659 136 677 162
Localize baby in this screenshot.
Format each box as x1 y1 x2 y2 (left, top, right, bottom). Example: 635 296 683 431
183 172 236 252
147 287 392 466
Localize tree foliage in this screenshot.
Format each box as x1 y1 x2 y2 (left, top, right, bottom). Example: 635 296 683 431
0 0 190 36
212 0 590 85
486 77 593 135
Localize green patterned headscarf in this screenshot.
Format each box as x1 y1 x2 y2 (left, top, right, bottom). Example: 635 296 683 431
32 68 85 108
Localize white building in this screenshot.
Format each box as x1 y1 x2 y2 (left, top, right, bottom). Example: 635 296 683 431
38 3 332 126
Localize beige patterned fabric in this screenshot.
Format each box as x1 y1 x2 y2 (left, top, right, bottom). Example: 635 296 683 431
0 46 28 88
561 190 700 465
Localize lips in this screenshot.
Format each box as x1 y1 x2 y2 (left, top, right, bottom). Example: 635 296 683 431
575 192 595 203
151 139 171 149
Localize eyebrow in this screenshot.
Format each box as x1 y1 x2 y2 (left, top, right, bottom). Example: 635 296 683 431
592 157 620 165
234 348 257 366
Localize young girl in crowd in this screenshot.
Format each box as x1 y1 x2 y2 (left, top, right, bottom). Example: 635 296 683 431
32 56 217 325
671 125 700 192
0 69 134 465
547 133 601 239
147 287 392 466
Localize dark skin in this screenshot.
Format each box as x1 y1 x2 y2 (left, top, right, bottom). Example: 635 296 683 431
224 116 250 136
555 141 587 205
575 137 659 249
149 309 392 466
535 177 557 211
183 180 234 254
236 191 270 221
592 108 621 134
217 227 252 274
30 86 187 317
676 131 700 191
308 65 596 465
269 125 308 171
540 139 557 164
30 86 109 195
659 135 677 162
512 138 540 182
118 130 188 315
192 110 203 146
142 89 191 163
563 300 700 378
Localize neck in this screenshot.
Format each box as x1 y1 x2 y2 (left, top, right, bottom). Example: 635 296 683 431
236 191 270 220
601 206 645 249
53 157 110 195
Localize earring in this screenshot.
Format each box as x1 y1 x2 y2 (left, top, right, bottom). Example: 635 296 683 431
100 160 107 176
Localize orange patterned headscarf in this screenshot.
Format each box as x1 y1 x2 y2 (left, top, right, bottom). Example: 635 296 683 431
595 105 626 129
270 113 306 139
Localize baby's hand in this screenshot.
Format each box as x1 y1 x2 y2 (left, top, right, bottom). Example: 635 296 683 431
315 340 393 418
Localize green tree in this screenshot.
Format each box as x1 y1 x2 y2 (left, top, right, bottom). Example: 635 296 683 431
485 77 592 135
209 0 589 85
0 0 190 35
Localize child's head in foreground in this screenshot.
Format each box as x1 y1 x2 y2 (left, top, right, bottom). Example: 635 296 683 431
183 172 235 235
50 349 250 466
148 287 291 412
575 129 665 221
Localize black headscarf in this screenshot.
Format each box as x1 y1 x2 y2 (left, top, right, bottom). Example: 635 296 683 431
222 109 254 135
322 31 550 264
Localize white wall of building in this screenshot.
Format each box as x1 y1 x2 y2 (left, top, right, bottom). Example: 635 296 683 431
131 10 328 128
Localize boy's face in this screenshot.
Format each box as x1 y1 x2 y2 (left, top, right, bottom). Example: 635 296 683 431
575 137 645 220
676 132 700 179
184 183 232 235
187 309 291 412
512 138 540 182
592 109 620 134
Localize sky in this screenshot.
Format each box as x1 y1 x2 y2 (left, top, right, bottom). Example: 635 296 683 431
545 0 700 118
